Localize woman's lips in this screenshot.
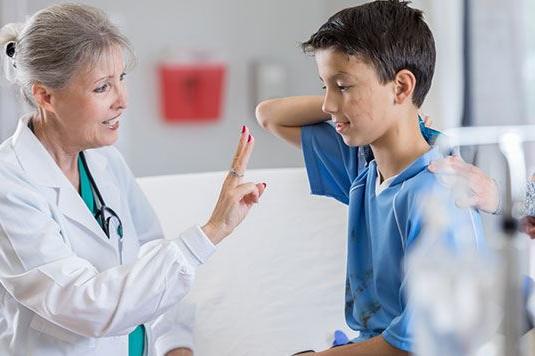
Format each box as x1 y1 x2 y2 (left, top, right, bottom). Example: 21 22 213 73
102 117 120 129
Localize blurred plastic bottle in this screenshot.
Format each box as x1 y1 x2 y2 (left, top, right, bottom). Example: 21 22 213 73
406 189 504 356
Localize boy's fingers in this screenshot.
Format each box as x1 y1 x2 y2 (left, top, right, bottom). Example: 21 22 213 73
423 115 432 127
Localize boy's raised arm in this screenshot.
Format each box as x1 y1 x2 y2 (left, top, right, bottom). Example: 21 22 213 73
255 96 327 148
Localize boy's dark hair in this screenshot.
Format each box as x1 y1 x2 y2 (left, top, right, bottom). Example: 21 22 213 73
302 0 435 107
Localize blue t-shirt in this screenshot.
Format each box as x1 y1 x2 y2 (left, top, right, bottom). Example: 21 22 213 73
301 121 484 352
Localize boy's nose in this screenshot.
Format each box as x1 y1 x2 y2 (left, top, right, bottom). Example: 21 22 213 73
322 92 338 115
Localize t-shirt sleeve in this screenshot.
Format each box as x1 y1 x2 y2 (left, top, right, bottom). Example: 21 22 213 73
301 122 360 205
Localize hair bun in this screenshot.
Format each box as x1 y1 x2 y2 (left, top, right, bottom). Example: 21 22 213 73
5 41 15 58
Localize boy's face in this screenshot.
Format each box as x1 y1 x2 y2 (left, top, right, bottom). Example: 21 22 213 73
315 48 397 147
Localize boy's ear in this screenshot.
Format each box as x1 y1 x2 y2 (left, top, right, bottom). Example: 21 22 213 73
32 82 56 113
393 69 416 105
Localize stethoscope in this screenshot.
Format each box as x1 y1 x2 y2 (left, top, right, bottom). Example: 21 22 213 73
79 151 124 240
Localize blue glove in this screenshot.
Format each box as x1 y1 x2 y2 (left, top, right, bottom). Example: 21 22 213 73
332 330 349 347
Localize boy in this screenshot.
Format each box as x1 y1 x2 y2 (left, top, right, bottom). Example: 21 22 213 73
256 1 483 355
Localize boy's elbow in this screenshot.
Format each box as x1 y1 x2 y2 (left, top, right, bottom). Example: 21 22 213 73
255 100 276 132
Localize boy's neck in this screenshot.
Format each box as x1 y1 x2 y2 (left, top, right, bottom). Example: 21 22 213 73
370 109 431 183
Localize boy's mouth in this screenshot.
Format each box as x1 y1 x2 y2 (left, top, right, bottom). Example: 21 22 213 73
334 121 350 133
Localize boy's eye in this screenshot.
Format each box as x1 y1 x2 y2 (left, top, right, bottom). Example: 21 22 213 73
94 83 109 93
321 85 327 90
120 72 126 81
338 85 352 92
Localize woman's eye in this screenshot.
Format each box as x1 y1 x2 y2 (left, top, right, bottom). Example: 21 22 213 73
338 85 351 92
120 72 126 81
321 85 327 90
94 83 109 93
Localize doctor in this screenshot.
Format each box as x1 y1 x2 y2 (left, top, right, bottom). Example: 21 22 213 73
0 4 265 356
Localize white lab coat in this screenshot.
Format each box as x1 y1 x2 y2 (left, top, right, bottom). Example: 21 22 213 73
0 114 216 356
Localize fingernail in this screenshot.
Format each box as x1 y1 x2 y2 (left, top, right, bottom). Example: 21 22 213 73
248 134 252 143
241 125 246 133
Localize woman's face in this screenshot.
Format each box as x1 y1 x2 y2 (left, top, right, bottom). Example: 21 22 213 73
47 46 128 150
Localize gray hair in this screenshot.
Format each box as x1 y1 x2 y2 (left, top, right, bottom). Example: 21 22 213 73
0 3 134 108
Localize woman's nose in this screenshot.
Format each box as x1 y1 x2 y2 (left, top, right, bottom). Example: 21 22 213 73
113 84 128 110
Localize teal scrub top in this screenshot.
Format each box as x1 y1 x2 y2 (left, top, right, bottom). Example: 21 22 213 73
78 155 146 356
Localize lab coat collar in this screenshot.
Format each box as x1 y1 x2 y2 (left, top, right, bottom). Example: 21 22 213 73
11 114 119 246
11 113 67 189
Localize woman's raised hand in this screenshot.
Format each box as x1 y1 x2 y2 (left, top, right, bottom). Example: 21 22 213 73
202 126 266 244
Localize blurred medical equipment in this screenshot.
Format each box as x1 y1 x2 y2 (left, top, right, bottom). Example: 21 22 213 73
158 50 226 122
409 124 535 356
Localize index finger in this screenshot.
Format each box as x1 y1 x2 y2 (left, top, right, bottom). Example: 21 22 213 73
234 133 255 173
230 125 249 172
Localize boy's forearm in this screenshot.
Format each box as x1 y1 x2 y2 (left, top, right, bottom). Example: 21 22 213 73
315 336 408 356
256 96 326 128
256 96 327 148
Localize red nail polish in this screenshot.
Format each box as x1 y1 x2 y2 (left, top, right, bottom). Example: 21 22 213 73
241 125 246 133
248 134 252 142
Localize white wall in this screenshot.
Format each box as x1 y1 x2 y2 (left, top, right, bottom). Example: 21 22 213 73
3 1 530 176
0 0 464 176
11 0 332 176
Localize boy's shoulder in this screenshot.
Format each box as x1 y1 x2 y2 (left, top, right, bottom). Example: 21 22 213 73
398 167 439 195
389 150 446 211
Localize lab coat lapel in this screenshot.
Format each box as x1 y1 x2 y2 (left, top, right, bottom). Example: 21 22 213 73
56 185 112 245
11 115 113 246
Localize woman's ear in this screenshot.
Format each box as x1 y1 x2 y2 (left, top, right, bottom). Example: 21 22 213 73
393 69 416 105
32 83 55 113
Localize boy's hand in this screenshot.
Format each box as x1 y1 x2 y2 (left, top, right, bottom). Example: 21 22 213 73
421 114 432 127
